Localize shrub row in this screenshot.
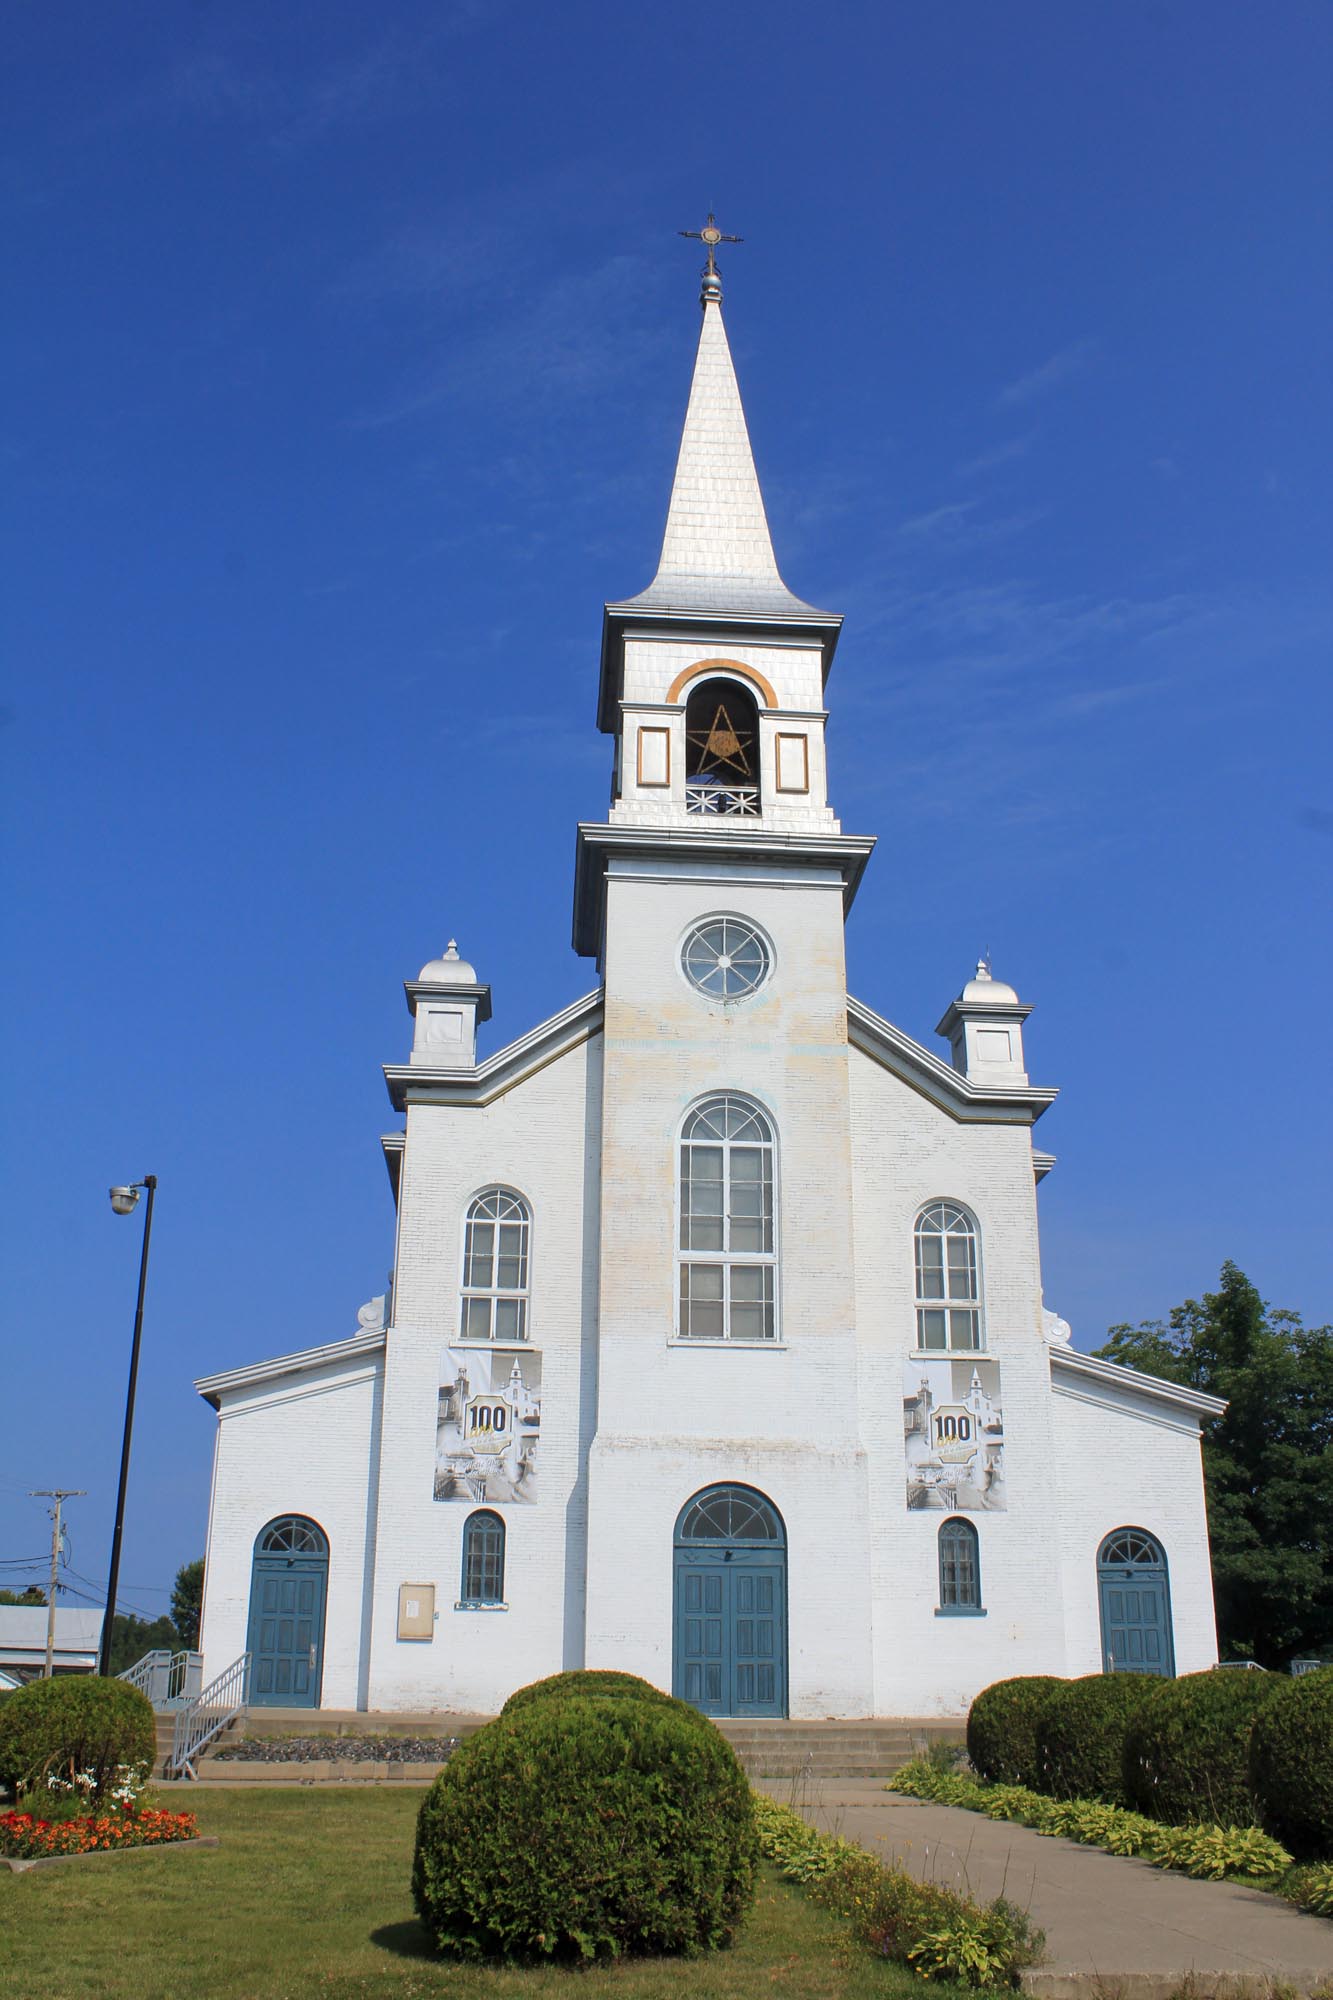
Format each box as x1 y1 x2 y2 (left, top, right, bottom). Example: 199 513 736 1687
754 1793 1045 1989
0 1676 155 1805
412 1674 756 1963
891 1761 1295 1887
966 1667 1332 1857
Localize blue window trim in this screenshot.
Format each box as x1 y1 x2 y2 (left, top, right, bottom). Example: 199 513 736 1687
934 1606 988 1618
454 1600 509 1613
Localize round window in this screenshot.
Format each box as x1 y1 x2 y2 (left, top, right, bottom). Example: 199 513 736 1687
681 917 771 1001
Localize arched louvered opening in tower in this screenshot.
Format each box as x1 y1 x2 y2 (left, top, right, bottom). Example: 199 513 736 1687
684 678 760 817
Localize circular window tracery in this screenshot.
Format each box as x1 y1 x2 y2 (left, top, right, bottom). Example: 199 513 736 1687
682 917 771 1001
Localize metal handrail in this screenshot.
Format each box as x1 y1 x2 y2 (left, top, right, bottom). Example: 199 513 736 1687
118 1649 205 1709
167 1652 250 1780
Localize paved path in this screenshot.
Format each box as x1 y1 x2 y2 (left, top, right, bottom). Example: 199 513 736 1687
761 1778 1333 1999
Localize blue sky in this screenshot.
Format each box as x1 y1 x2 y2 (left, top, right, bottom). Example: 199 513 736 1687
3 1 1330 1620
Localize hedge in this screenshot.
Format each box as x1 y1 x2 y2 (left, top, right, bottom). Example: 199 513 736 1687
1249 1666 1333 1860
966 1676 1064 1788
499 1669 679 1719
1036 1673 1157 1805
0 1675 155 1803
1123 1669 1283 1826
412 1694 757 1962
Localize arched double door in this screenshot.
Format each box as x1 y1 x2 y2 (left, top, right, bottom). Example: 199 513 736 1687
673 1485 787 1718
246 1516 328 1707
1098 1527 1174 1676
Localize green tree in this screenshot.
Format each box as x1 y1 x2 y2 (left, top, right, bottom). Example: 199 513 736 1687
0 1587 46 1606
170 1559 204 1650
106 1612 182 1677
1096 1262 1332 1667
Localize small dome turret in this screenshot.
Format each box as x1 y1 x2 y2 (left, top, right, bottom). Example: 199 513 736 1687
959 959 1019 1007
418 940 477 985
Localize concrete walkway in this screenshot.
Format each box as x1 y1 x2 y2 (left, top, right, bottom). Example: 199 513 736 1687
762 1778 1333 1999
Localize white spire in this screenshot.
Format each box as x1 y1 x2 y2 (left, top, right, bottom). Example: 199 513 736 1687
610 294 836 623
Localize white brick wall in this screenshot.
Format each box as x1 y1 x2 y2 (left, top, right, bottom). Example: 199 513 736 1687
198 1346 382 1707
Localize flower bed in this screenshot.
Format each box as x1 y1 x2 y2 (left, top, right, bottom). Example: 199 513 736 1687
0 1803 198 1860
888 1757 1333 1918
753 1793 1044 1989
210 1734 460 1764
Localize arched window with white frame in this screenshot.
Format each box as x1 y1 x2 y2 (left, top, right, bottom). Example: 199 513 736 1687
914 1201 982 1350
460 1187 531 1341
678 1094 777 1341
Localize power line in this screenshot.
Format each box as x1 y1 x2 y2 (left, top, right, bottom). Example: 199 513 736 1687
30 1491 85 1679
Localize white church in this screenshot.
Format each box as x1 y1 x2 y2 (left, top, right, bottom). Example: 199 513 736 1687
196 245 1224 1720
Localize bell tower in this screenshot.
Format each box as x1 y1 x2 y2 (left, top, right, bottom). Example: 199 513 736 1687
579 230 877 1717
575 246 865 961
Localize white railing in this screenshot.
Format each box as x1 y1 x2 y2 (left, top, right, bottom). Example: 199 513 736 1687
118 1649 204 1710
685 782 760 818
167 1652 250 1780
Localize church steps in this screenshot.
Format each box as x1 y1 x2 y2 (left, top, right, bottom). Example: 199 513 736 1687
177 1711 963 1781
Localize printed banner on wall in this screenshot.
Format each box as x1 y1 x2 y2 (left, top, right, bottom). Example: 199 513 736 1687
903 1357 1005 1512
434 1347 541 1505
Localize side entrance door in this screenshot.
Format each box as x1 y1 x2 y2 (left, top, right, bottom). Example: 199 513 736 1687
247 1516 329 1707
673 1485 787 1718
1098 1527 1174 1676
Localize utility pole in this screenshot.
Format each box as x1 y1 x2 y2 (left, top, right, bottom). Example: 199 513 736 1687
29 1490 85 1678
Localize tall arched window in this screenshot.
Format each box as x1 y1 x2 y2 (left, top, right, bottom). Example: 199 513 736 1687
914 1202 982 1350
678 1095 776 1340
460 1188 531 1341
460 1511 505 1605
937 1518 981 1612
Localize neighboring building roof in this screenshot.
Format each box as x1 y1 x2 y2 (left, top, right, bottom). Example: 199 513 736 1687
0 1605 103 1673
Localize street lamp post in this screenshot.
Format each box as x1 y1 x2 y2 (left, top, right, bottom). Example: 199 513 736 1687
98 1176 158 1678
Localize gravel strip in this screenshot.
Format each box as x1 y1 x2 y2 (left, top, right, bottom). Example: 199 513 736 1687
210 1736 461 1764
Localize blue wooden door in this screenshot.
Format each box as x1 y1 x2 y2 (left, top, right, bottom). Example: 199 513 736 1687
673 1486 786 1717
247 1517 328 1707
1098 1529 1173 1676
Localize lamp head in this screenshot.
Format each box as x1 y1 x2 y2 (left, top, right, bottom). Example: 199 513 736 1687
109 1186 141 1216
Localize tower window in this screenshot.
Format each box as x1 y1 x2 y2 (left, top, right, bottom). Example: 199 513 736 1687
682 916 772 1001
460 1188 531 1341
684 678 760 817
678 1095 777 1340
914 1202 982 1350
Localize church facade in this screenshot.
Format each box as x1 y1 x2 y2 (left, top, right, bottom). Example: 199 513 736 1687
196 258 1224 1719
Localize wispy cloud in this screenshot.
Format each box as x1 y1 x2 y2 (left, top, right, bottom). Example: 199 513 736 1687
954 434 1035 481
996 339 1100 408
900 500 979 538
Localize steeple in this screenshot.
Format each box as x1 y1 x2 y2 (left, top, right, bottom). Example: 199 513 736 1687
596 251 841 736
609 285 836 625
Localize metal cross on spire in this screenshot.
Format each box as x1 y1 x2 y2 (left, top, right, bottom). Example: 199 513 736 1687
678 211 743 276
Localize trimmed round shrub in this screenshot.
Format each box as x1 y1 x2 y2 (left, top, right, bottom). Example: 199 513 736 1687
1036 1674 1157 1804
0 1675 154 1802
412 1695 757 1962
500 1669 680 1719
967 1676 1065 1788
1249 1665 1333 1860
1123 1669 1283 1827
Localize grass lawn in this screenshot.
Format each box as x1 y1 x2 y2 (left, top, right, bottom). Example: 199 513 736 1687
0 1786 966 2000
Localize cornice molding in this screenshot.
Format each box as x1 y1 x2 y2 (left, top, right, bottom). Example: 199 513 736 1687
195 1330 386 1411
846 995 1057 1124
573 822 874 960
1049 1345 1228 1421
384 988 604 1111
